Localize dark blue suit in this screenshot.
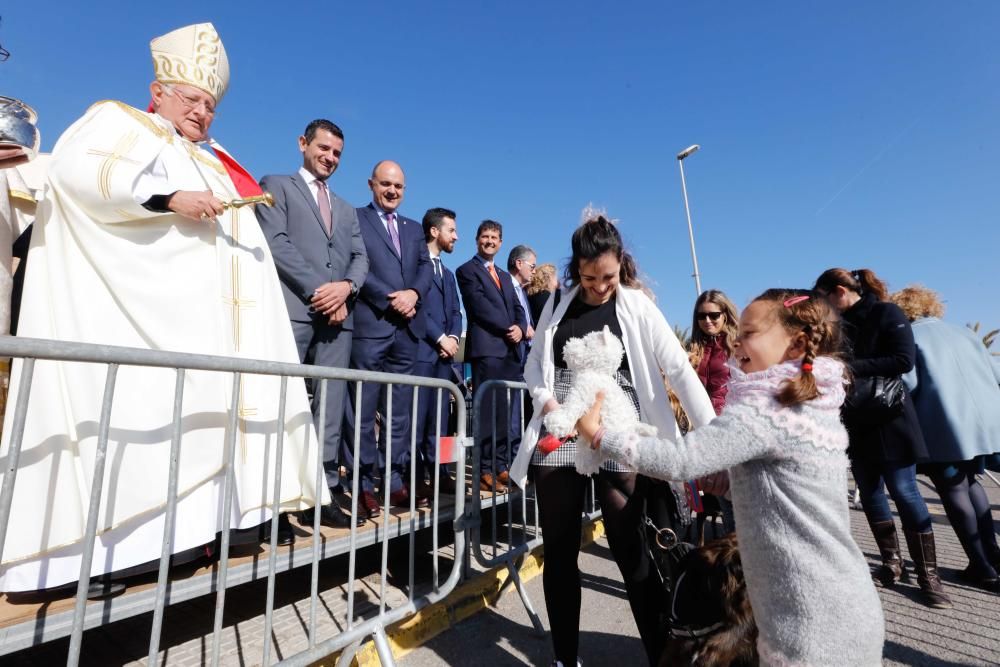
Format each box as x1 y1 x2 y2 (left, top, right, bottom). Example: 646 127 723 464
456 256 526 474
344 203 433 492
413 257 463 478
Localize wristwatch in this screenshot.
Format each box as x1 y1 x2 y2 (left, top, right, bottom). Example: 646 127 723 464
345 279 358 297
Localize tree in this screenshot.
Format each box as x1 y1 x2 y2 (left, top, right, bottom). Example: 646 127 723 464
967 322 1000 356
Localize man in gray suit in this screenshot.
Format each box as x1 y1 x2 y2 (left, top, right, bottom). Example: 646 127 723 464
257 119 368 536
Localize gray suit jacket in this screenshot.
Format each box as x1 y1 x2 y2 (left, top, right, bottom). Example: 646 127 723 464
256 173 369 326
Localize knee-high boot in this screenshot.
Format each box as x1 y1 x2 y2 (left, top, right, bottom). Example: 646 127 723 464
868 519 909 586
904 530 953 609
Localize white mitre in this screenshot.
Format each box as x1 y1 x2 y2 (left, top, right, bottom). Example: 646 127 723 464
150 22 230 102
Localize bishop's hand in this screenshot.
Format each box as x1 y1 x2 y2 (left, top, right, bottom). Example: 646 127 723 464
168 190 225 222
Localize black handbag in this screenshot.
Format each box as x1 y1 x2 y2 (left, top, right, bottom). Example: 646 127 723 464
845 374 906 425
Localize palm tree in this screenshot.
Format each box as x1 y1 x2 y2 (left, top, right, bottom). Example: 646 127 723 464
967 322 1000 356
673 324 691 349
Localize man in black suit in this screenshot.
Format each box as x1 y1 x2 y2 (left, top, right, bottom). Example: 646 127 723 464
412 208 463 500
345 161 433 516
455 220 526 492
257 119 369 536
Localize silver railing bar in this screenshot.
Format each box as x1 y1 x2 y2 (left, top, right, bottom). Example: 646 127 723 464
261 374 288 667
0 356 35 566
67 363 119 667
308 378 328 648
147 369 187 667
209 372 243 667
379 385 393 617
408 392 418 603
346 380 363 630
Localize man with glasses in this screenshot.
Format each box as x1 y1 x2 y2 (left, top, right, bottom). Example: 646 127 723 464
0 23 325 595
506 244 536 460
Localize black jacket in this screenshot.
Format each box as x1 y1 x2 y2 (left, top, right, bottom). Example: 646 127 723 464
841 293 928 462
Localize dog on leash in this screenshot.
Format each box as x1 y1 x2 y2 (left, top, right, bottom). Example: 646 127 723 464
660 533 759 666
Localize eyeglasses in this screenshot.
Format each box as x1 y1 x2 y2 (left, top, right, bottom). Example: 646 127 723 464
519 260 536 270
162 84 216 116
696 311 723 322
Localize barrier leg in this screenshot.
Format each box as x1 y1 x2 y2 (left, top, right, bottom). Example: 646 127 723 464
506 560 545 635
372 625 396 666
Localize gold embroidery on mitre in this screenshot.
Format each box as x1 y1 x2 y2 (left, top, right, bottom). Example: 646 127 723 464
150 23 230 102
87 132 141 201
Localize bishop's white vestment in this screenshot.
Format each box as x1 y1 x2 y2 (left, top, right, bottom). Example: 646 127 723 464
0 101 327 591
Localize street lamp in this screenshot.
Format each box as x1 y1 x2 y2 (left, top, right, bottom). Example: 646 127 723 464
677 144 702 296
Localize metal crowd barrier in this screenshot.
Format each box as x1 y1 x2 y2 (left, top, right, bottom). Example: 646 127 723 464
0 335 468 667
466 379 602 634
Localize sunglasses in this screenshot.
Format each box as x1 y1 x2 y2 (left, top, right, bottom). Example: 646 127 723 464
696 311 724 322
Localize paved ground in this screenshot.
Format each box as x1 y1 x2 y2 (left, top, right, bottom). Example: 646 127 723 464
402 475 1000 666
4 474 998 665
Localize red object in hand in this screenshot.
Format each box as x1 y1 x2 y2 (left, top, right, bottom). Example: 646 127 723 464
537 434 569 455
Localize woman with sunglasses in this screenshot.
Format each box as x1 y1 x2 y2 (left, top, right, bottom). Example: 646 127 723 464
688 290 740 535
690 290 740 415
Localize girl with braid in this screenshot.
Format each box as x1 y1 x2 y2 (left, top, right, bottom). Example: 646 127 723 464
576 289 885 666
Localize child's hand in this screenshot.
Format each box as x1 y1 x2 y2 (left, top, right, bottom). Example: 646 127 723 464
699 471 730 496
575 392 605 443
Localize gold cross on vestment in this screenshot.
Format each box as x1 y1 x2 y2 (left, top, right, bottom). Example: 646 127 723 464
237 376 258 462
87 131 141 201
222 257 256 352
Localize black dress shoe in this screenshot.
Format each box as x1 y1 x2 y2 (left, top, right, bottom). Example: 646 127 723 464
301 502 363 529
276 513 295 546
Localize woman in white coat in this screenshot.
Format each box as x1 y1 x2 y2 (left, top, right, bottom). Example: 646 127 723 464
509 213 715 666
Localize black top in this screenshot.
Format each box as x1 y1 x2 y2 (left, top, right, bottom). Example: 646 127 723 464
553 294 629 372
528 290 552 327
841 292 928 462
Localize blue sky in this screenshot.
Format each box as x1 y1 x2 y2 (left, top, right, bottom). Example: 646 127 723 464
3 2 998 332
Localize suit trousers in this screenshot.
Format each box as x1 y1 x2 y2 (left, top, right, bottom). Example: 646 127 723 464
472 353 521 474
413 359 454 479
343 328 418 493
291 318 351 490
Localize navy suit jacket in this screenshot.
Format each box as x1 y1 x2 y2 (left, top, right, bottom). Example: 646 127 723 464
456 256 527 360
354 203 433 339
417 261 463 364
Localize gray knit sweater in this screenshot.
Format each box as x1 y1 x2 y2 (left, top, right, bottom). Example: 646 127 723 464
601 357 884 666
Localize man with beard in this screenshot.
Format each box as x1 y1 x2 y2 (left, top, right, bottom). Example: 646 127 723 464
411 208 462 500
456 220 526 491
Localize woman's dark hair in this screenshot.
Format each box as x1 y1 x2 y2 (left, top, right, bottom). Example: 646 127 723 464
754 288 843 407
564 215 641 289
814 268 888 302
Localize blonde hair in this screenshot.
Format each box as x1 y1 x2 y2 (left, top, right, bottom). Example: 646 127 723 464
527 263 556 296
890 285 945 322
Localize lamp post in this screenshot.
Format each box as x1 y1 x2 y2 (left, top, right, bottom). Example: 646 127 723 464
677 144 702 296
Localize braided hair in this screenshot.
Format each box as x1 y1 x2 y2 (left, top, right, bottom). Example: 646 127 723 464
753 289 843 407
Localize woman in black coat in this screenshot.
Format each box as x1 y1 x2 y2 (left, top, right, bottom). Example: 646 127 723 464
815 268 951 608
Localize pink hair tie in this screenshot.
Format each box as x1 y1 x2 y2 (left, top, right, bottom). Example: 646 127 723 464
783 295 810 308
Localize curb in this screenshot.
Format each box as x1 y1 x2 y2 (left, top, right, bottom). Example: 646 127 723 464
334 519 606 666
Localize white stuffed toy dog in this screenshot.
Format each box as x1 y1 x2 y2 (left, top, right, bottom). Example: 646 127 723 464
542 326 657 475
